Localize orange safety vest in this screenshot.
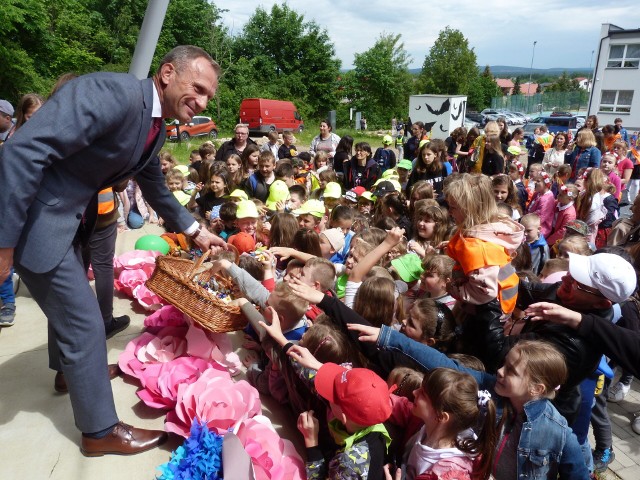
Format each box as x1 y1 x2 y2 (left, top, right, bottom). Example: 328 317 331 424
538 134 554 152
97 188 116 215
447 232 519 315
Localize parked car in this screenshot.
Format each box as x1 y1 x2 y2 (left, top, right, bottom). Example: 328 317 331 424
166 116 218 141
523 115 578 145
239 98 304 133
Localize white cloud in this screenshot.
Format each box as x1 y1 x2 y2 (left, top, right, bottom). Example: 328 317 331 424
219 1 639 70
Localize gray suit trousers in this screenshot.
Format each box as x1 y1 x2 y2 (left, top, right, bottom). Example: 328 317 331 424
15 244 118 433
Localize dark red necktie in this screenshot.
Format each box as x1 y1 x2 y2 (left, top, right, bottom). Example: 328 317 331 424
144 117 162 152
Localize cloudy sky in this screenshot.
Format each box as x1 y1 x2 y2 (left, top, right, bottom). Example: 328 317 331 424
220 0 638 70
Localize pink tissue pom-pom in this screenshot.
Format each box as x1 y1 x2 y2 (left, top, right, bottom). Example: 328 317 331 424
236 416 306 480
165 369 262 438
136 356 222 410
118 326 188 380
144 305 187 331
114 269 149 297
114 250 161 275
133 284 165 310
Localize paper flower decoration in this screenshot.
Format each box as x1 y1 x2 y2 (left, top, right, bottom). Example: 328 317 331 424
133 283 165 311
114 249 161 275
144 305 187 331
114 268 149 298
118 326 188 380
166 368 262 438
157 418 223 480
186 322 242 376
136 356 222 410
236 415 306 480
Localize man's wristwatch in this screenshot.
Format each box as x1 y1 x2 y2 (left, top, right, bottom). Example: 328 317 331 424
188 226 202 239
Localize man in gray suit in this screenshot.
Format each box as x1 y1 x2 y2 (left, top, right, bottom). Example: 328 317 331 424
0 45 225 456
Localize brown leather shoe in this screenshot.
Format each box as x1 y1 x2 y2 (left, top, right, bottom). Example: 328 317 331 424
54 364 121 394
80 421 168 456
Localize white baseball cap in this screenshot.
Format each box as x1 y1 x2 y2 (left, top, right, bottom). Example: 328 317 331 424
568 252 636 304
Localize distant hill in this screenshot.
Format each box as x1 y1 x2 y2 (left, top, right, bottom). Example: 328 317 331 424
405 66 591 76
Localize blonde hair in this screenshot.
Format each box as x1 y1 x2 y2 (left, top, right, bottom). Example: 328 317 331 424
444 173 498 230
271 282 309 328
520 213 541 229
576 168 607 221
576 129 597 148
558 235 592 257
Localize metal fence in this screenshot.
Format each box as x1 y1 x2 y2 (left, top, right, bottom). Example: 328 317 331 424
491 91 591 114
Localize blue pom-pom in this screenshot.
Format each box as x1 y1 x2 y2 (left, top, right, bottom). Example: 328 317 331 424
156 418 223 479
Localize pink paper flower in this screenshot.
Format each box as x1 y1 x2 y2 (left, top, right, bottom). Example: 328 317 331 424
114 250 161 275
133 283 165 311
144 305 186 331
186 322 242 375
165 369 262 438
137 357 222 410
236 416 305 480
114 269 149 298
118 326 188 380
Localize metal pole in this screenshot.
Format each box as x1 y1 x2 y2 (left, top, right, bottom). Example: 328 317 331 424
129 0 170 80
527 41 537 113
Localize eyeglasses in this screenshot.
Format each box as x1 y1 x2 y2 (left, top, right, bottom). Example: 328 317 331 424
570 276 604 297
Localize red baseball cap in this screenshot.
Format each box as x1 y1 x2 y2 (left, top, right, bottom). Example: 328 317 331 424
315 363 392 426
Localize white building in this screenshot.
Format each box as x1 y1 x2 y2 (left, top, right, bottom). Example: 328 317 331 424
588 24 640 131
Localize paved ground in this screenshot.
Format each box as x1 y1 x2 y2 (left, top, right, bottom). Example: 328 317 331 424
0 224 299 479
1 224 639 479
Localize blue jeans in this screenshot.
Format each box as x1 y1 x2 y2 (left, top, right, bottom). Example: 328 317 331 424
0 267 15 304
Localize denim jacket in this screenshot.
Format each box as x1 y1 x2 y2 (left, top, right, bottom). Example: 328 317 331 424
376 325 589 479
566 146 601 180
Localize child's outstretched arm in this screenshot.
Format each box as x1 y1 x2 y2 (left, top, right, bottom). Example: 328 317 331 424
269 246 316 263
349 227 405 283
288 276 325 305
258 306 289 347
210 258 270 308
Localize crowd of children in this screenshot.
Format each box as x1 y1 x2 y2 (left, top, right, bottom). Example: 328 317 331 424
119 118 640 479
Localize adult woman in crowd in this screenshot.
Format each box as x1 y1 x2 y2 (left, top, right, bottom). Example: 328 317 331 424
566 129 602 181
309 120 340 160
333 135 353 177
497 116 512 145
579 115 604 153
542 131 568 176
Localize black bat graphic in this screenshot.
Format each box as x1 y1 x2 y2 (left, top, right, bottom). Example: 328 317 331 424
424 121 436 133
414 105 421 110
439 124 448 132
450 101 464 121
425 99 450 116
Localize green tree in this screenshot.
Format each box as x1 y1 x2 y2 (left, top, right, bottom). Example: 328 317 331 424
513 77 522 95
467 66 502 111
346 33 413 128
231 4 341 121
416 26 478 96
546 71 580 92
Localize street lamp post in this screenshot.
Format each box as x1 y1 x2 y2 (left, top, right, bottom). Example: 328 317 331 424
527 41 537 113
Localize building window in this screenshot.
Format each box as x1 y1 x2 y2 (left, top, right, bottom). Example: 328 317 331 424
607 44 640 68
599 90 634 113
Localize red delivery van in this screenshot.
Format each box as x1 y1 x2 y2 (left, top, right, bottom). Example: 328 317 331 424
239 98 304 133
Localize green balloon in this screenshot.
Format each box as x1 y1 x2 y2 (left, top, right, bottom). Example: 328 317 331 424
134 235 170 254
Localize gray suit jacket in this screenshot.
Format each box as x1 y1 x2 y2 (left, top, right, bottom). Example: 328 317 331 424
0 72 194 273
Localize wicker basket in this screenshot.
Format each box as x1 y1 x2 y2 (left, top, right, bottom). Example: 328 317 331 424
146 253 246 333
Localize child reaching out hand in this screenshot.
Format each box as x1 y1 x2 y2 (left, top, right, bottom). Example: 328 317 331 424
259 310 393 480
